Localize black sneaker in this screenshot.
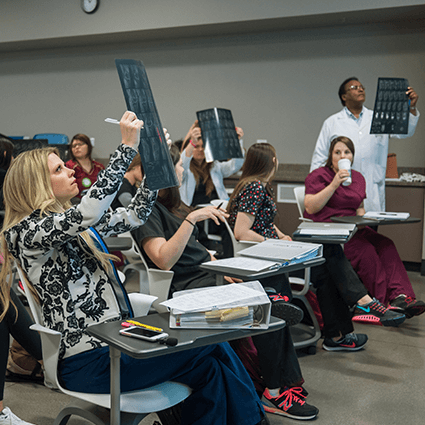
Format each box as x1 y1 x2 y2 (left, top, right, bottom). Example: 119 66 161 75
262 387 319 420
352 298 405 327
323 333 368 352
268 293 304 326
389 295 425 318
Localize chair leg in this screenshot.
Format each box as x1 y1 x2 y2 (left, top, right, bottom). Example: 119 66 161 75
53 399 147 425
53 400 109 425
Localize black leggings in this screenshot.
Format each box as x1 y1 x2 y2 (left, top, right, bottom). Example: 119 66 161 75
0 289 42 400
310 244 368 338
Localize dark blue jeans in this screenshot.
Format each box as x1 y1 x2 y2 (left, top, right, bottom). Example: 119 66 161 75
59 342 264 425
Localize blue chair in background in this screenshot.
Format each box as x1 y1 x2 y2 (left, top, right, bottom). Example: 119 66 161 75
34 133 69 145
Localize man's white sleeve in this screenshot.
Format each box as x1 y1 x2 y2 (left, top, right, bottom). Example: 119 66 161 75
310 121 331 172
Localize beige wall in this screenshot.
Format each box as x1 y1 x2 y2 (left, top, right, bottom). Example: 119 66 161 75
2 0 424 43
1 1 424 166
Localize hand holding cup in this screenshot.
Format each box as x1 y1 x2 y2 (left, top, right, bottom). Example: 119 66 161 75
338 158 352 186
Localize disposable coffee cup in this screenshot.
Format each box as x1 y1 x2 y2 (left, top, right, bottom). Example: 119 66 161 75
338 158 352 186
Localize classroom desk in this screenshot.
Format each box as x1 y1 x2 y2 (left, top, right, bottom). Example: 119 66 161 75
87 312 285 425
200 256 326 353
331 216 421 226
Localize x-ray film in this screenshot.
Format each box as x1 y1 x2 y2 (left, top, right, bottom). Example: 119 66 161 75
196 108 243 163
370 78 410 135
115 59 178 190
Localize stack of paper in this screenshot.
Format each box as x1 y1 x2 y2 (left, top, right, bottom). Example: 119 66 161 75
160 281 271 329
293 222 356 241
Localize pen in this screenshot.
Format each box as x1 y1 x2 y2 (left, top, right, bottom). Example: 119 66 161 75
124 320 163 332
216 202 223 210
105 117 144 129
105 118 120 125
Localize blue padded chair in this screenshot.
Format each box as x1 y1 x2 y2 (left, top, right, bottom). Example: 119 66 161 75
34 133 69 145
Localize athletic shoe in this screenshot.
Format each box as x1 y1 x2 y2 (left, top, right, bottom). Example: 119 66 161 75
268 293 304 326
322 333 368 352
389 295 425 318
0 407 35 425
262 387 319 420
352 298 405 327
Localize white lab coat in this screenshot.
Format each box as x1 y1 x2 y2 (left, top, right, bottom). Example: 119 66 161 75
310 107 420 211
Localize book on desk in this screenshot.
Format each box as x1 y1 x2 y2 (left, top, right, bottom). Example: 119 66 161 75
292 222 356 243
201 239 323 274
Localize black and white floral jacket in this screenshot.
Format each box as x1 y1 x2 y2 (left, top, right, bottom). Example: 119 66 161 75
5 144 157 360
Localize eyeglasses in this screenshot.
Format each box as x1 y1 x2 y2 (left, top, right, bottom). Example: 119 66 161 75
71 143 86 149
347 85 365 91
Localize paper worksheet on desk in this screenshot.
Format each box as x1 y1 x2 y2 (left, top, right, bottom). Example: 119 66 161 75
363 211 410 220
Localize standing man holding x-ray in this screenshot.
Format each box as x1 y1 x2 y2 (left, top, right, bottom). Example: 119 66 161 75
310 77 419 211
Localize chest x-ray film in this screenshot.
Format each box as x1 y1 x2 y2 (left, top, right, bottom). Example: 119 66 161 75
196 108 243 163
370 78 410 135
115 59 178 190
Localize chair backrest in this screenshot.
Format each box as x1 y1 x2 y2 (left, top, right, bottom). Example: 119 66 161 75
223 220 258 257
293 186 313 222
15 265 61 389
118 232 174 313
293 186 306 218
33 133 69 145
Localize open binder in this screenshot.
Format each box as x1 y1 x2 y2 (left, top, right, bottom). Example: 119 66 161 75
161 281 271 329
237 239 322 265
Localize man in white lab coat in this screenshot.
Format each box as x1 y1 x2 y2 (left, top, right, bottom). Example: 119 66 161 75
310 77 419 211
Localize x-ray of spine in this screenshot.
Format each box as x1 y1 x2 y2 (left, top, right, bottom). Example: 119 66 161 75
115 59 178 190
196 107 243 163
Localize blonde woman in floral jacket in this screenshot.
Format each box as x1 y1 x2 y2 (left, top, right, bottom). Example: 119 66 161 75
0 111 268 425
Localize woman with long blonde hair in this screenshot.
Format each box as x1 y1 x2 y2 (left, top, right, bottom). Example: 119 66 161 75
0 112 269 425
